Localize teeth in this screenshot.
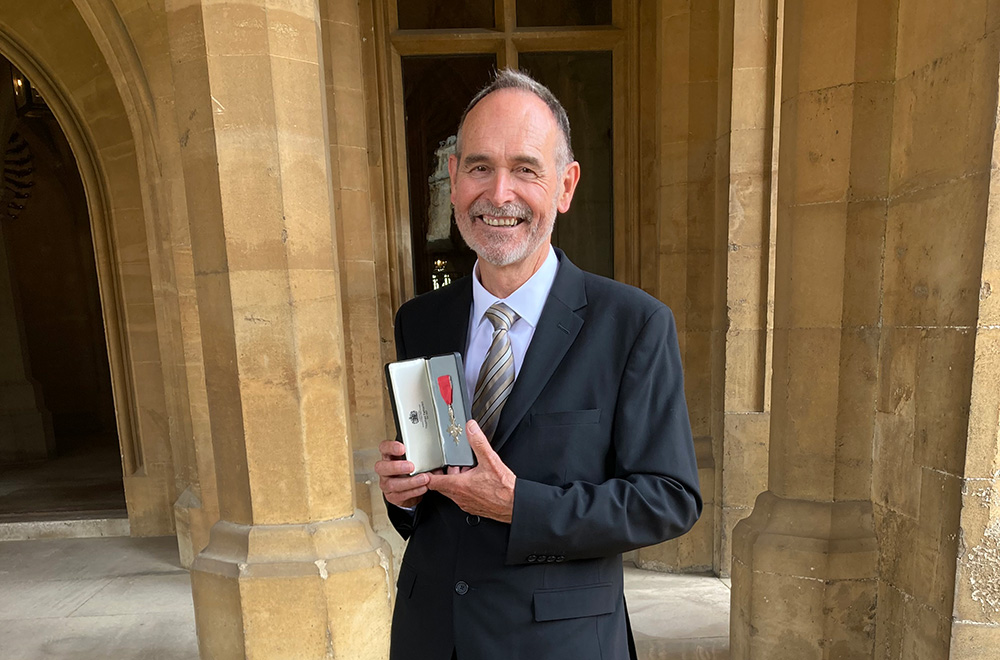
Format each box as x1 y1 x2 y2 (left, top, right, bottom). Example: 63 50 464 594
480 216 520 227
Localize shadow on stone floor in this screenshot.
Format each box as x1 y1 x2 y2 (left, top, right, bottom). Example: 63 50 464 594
0 436 125 521
635 634 730 659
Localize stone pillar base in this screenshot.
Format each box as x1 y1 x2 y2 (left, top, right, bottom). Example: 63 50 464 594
192 511 394 660
730 491 877 660
354 448 407 578
174 486 218 568
122 469 175 536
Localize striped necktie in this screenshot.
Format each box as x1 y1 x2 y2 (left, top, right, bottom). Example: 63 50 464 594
472 302 518 441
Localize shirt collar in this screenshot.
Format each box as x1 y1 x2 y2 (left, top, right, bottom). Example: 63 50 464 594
471 246 559 330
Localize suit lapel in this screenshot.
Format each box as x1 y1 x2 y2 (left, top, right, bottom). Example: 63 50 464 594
427 277 472 357
491 252 587 452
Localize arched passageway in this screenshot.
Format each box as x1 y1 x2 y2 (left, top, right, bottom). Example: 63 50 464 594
0 55 124 522
0 0 201 541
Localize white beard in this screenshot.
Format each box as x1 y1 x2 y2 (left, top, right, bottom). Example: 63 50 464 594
456 194 558 267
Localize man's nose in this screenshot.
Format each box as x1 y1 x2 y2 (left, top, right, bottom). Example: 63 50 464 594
486 169 516 206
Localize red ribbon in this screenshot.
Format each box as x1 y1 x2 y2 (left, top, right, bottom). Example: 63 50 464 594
437 375 453 406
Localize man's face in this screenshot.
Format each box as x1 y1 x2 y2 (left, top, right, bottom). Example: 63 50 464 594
449 89 580 267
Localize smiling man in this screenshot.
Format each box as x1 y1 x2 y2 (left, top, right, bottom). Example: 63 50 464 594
375 69 702 660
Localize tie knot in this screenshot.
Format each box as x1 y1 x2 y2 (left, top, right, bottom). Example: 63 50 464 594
485 302 517 332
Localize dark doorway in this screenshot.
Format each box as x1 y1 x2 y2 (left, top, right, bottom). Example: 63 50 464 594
0 57 124 522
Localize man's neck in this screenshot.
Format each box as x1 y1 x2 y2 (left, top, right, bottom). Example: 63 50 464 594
477 244 551 299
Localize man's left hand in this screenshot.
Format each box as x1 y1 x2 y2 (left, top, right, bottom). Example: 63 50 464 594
426 419 516 523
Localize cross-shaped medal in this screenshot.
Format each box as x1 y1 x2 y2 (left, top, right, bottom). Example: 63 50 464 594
437 375 463 443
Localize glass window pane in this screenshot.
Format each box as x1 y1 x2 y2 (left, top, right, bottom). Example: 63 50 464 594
401 55 497 294
397 0 495 30
516 1 612 27
520 51 614 279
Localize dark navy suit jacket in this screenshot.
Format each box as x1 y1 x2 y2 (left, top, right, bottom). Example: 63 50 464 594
388 250 702 660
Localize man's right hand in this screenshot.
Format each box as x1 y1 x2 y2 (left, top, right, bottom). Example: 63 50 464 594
375 440 430 509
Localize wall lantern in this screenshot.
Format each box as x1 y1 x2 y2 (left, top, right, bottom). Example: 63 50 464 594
11 67 48 117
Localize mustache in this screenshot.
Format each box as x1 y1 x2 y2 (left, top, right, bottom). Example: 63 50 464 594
467 199 533 221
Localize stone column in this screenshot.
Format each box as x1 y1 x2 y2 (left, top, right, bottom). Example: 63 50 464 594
633 0 720 574
946 11 1000 657
0 227 54 462
166 1 392 657
730 1 893 657
951 114 1000 655
715 0 778 577
319 0 405 573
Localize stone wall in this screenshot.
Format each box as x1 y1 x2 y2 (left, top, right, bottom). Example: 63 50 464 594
951 90 1000 655
730 0 1000 658
874 2 1000 658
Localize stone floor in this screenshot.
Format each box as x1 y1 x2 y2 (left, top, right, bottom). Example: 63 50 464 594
0 536 196 660
0 436 126 523
0 535 731 660
626 568 731 659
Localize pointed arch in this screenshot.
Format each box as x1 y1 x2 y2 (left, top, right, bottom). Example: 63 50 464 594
0 2 179 534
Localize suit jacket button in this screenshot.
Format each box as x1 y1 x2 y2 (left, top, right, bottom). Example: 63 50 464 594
526 554 537 563
556 556 565 562
466 515 481 526
546 555 557 563
455 581 469 595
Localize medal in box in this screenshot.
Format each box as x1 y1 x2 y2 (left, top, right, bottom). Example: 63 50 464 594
385 352 476 474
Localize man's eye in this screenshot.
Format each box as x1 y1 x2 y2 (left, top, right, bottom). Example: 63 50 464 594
517 166 537 175
469 165 489 173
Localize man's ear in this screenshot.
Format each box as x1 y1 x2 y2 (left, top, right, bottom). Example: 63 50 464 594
557 161 581 214
448 153 459 204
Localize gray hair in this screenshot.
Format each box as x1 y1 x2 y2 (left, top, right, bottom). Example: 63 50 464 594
455 68 574 170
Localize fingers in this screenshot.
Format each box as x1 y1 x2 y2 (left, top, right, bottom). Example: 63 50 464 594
375 440 427 507
374 457 415 478
425 466 471 492
379 471 427 493
421 421 515 522
385 484 428 507
379 471 430 507
379 440 407 460
425 472 451 493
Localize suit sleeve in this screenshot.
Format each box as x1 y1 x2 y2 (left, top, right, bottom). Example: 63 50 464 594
505 306 702 564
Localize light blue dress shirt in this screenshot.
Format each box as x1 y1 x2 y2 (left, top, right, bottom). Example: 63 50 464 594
464 246 560 404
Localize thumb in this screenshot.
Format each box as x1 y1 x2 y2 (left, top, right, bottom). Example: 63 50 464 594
465 419 493 458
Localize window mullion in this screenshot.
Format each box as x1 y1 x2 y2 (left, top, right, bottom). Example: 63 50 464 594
500 39 517 69
499 0 517 33
612 0 625 30
386 0 399 31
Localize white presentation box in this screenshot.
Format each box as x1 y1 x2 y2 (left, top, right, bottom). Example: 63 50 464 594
385 352 476 475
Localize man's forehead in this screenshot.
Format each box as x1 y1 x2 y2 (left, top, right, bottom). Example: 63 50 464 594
463 88 557 134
